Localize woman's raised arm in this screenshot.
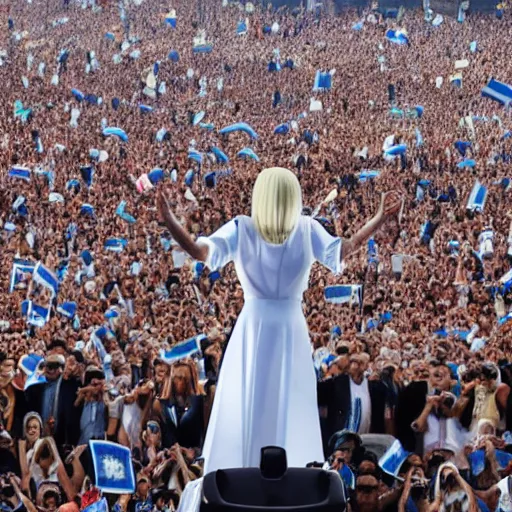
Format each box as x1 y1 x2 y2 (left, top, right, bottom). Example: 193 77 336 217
157 190 208 262
342 191 401 259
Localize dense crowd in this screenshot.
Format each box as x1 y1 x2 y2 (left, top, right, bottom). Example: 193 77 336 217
0 0 512 510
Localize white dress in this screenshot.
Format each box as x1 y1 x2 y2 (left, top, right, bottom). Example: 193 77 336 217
196 214 342 474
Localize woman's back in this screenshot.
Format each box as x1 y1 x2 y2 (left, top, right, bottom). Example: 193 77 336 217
201 215 342 302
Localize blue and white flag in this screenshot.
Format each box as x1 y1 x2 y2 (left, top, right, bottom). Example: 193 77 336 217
368 238 379 265
237 20 247 35
81 204 95 217
385 29 409 45
385 144 407 156
219 122 258 139
324 285 362 305
80 165 94 188
104 238 128 252
168 50 179 62
24 357 46 390
448 240 460 255
500 268 512 294
211 147 229 164
193 111 205 126
274 123 290 135
115 201 136 224
188 149 203 164
156 128 167 142
468 450 485 476
358 170 380 183
467 181 487 212
237 147 260 161
185 169 195 187
66 179 81 193
457 159 476 169
10 259 36 293
90 326 113 361
455 140 472 157
313 70 332 91
499 312 512 327
33 262 59 297
193 43 213 54
57 301 77 319
139 104 153 114
470 41 477 53
165 10 176 28
160 335 206 365
90 440 136 494
71 88 84 102
26 300 51 328
9 166 31 182
379 440 411 477
204 172 217 189
482 79 512 107
415 128 424 147
103 127 128 142
82 498 108 512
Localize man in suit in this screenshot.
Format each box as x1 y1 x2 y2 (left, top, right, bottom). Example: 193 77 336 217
395 360 456 454
318 352 387 457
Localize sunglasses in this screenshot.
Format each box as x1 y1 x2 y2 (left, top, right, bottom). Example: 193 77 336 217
356 485 378 493
46 363 62 370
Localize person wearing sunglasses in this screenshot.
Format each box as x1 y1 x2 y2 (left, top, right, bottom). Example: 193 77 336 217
25 355 65 438
352 474 381 512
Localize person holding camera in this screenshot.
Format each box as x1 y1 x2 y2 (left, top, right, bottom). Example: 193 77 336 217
396 360 462 456
453 363 511 437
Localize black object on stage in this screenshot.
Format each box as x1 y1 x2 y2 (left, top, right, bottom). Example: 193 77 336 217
200 446 346 511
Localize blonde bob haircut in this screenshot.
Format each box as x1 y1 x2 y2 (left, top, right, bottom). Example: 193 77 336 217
251 167 302 245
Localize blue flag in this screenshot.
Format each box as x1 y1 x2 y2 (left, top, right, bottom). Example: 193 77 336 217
160 335 205 365
90 441 136 494
379 440 411 477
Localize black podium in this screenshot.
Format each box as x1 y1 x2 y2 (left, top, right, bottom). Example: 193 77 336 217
200 447 346 512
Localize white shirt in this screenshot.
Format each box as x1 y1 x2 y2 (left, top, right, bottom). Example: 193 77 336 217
349 377 371 434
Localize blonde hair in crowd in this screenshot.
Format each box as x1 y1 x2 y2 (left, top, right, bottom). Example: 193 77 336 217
251 167 302 245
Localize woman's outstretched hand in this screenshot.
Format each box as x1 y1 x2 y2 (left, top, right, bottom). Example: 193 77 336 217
378 191 402 222
156 189 171 221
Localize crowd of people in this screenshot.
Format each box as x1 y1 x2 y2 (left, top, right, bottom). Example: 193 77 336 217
0 0 512 509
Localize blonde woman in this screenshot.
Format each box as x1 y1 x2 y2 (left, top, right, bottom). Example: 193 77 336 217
157 167 400 476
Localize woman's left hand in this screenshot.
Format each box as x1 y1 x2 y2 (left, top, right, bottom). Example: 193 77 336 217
378 191 402 221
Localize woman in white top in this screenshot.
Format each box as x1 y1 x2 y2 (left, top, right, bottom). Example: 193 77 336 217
157 167 400 478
